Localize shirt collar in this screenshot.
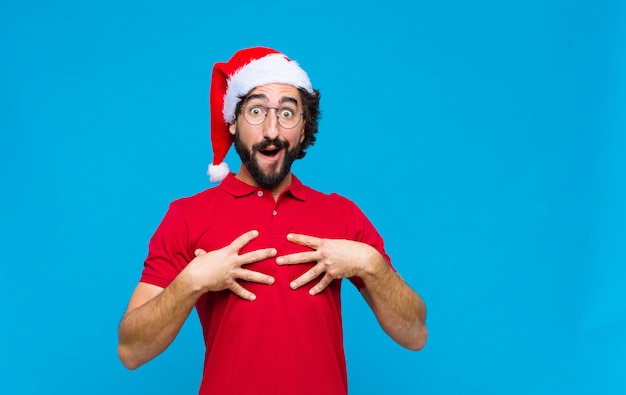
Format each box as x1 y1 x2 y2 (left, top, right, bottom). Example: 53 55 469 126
219 172 306 201
285 174 306 201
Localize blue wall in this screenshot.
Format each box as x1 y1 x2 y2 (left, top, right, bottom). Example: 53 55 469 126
2 1 624 394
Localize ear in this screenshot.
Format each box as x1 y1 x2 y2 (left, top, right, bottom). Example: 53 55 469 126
228 122 236 136
299 121 306 143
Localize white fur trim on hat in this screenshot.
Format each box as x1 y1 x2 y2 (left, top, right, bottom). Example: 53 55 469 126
222 54 313 124
207 161 230 183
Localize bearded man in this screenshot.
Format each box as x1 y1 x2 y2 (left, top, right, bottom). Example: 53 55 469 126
118 47 428 395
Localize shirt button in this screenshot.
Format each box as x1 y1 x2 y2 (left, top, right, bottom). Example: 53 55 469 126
257 191 263 197
272 210 277 216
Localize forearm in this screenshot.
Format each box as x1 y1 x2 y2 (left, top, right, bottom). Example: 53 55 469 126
360 256 428 351
118 273 203 369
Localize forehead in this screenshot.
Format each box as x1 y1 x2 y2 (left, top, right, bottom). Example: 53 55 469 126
246 83 301 102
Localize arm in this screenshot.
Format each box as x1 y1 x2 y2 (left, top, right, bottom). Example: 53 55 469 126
276 234 427 351
358 252 427 351
118 230 277 369
117 278 202 370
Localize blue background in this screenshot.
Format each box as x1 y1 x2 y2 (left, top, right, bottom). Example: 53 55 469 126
2 1 625 394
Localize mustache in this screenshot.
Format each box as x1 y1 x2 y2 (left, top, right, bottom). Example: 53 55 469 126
253 138 288 151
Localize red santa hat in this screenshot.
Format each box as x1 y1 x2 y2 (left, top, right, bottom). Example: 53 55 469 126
207 46 314 183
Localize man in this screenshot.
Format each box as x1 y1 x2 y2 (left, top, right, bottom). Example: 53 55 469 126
118 47 427 395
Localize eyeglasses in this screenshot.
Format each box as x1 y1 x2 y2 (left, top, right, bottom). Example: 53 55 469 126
241 103 303 129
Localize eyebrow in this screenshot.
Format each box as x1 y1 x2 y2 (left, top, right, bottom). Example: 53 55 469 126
245 93 299 106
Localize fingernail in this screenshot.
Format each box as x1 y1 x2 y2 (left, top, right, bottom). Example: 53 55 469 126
290 281 297 289
276 257 284 264
249 294 256 301
268 277 275 285
270 248 277 256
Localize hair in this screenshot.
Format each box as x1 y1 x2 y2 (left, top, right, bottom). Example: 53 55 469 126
296 87 321 159
234 87 321 159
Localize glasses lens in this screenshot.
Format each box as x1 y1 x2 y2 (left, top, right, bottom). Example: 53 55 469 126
276 108 301 129
243 105 266 125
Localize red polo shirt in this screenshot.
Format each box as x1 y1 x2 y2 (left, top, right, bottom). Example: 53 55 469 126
141 173 390 395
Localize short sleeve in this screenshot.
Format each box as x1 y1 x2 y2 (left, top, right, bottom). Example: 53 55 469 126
342 197 393 290
140 202 193 288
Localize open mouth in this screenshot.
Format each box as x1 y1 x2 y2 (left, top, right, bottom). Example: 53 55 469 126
259 147 282 157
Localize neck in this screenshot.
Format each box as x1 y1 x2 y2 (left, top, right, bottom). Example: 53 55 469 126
235 166 293 199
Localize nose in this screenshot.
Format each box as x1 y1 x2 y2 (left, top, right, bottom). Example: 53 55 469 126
262 108 280 140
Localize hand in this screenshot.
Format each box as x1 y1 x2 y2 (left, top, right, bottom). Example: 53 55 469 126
276 233 383 295
186 230 276 301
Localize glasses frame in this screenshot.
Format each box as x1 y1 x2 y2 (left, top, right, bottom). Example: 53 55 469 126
240 104 303 129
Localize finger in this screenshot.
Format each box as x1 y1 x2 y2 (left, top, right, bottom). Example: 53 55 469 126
194 248 207 257
289 263 324 289
276 251 320 265
286 233 321 248
229 282 257 301
308 273 334 295
239 247 277 266
237 269 275 285
230 230 260 252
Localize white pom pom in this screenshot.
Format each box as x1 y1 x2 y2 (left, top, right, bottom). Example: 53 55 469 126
208 162 230 183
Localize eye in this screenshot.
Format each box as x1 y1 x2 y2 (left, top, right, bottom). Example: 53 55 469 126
279 108 295 119
248 106 265 117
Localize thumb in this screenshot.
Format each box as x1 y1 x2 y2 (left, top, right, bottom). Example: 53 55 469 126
194 248 207 257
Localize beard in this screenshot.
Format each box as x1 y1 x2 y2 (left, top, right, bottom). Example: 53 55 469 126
233 127 301 190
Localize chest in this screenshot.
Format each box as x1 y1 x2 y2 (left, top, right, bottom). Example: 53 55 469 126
187 193 350 278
